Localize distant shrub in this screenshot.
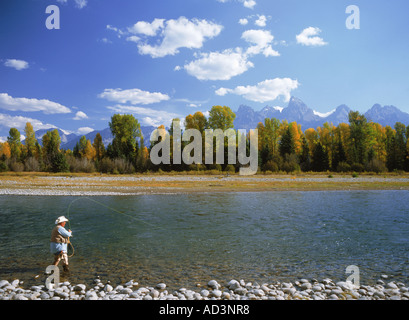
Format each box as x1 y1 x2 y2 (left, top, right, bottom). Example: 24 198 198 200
0 161 8 172
67 156 96 173
224 164 236 173
263 160 279 173
365 159 387 173
24 157 40 172
281 154 300 173
9 159 24 172
351 163 364 173
337 161 351 173
352 172 359 178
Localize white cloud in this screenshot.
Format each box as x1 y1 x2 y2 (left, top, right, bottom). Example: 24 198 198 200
242 29 280 57
99 88 170 105
242 0 256 9
4 59 29 71
296 27 328 46
239 18 248 25
107 105 180 127
77 127 94 135
128 19 165 36
57 0 87 9
183 48 253 81
107 24 126 38
182 29 279 80
126 36 140 43
216 78 299 103
0 113 57 132
73 111 88 120
0 93 71 114
254 15 267 27
130 17 223 58
74 0 87 9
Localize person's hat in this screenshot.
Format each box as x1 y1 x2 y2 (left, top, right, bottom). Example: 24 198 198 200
55 216 69 225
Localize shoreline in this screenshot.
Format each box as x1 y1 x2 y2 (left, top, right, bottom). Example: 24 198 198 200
1 277 408 300
1 173 409 195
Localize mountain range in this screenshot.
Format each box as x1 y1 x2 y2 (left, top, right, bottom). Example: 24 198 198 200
29 97 409 150
233 96 409 131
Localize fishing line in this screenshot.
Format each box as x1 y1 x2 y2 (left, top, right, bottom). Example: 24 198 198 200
64 196 165 257
66 196 164 230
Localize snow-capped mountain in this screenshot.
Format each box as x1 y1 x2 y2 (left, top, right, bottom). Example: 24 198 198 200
233 97 409 130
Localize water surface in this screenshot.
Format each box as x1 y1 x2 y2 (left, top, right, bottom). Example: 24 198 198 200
0 190 408 290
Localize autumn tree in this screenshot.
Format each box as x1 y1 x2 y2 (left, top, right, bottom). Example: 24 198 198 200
24 122 37 158
208 106 236 131
108 114 141 164
93 133 105 161
7 128 21 160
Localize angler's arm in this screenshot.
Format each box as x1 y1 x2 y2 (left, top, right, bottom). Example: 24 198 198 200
58 227 72 238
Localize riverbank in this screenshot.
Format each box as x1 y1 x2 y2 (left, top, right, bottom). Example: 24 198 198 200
0 276 408 300
1 172 409 195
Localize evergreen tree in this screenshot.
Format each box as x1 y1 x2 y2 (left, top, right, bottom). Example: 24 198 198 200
312 142 329 172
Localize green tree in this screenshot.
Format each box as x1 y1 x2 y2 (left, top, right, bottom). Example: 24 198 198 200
311 141 329 172
208 106 236 131
108 114 141 163
93 133 105 161
24 122 36 158
7 128 21 160
279 126 295 158
348 111 370 165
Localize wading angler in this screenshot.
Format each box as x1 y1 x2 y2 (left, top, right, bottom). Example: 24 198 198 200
149 120 258 175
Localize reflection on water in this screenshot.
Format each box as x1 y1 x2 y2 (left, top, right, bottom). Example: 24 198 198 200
0 190 408 290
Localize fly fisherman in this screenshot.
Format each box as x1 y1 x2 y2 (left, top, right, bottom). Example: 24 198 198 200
50 216 72 272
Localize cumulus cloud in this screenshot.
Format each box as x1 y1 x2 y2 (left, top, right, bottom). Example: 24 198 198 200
0 113 57 132
76 127 94 135
242 0 256 9
73 111 88 120
4 59 29 71
215 78 299 103
128 19 165 36
296 27 328 46
183 48 254 81
0 93 71 114
217 0 256 9
239 18 248 25
254 15 267 27
182 29 279 80
98 88 170 105
107 105 180 127
57 0 87 9
242 29 280 57
127 17 223 58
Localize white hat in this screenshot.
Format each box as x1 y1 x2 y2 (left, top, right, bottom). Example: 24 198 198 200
55 216 69 225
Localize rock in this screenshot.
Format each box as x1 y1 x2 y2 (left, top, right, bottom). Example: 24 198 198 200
211 289 222 298
73 284 86 292
0 280 10 288
208 280 220 289
120 288 133 295
300 282 312 290
104 284 113 292
156 283 166 290
386 282 398 289
200 289 210 297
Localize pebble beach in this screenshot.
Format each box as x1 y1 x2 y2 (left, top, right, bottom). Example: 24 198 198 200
1 277 408 300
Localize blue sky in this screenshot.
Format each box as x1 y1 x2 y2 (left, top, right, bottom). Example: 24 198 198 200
1 0 409 141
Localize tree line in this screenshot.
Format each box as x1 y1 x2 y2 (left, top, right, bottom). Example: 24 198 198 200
0 106 409 174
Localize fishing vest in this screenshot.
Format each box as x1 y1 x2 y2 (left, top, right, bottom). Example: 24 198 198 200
50 225 69 244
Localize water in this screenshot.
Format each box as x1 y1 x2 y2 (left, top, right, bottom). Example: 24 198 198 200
0 190 409 290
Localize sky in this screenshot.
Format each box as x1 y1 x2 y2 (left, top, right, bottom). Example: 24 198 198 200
1 0 409 141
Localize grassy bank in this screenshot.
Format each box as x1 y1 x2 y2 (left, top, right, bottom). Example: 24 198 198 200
0 172 409 195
